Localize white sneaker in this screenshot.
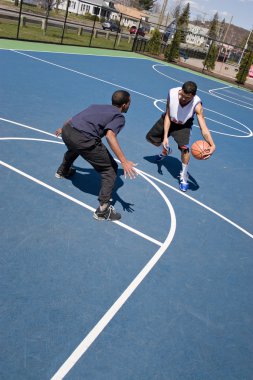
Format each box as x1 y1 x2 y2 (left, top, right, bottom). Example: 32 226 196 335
179 171 189 192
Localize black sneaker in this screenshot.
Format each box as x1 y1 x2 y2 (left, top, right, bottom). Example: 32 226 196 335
93 205 121 221
55 167 76 179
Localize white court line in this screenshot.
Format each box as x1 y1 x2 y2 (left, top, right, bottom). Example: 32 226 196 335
209 85 232 91
7 53 252 136
152 64 253 110
2 47 147 60
209 92 253 110
1 119 252 238
50 171 176 380
11 50 156 102
0 117 58 137
1 122 253 377
153 100 253 138
137 169 253 240
0 137 63 143
0 160 163 247
1 51 251 378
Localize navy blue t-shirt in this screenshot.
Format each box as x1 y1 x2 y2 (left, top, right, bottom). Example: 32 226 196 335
69 104 125 139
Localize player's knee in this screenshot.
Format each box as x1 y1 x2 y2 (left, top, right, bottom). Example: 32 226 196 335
146 132 161 147
179 145 189 153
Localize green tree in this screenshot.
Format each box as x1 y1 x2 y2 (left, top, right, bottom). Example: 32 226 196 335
165 28 181 62
147 29 162 55
236 51 253 84
208 11 219 40
203 42 218 70
171 3 181 20
178 2 190 42
138 0 156 11
218 18 226 41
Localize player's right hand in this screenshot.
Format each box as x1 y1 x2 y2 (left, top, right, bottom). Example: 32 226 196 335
162 138 169 150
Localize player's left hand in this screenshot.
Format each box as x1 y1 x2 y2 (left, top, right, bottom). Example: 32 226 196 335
55 128 62 137
122 161 138 179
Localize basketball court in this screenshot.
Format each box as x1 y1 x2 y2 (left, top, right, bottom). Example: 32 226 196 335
1 40 253 380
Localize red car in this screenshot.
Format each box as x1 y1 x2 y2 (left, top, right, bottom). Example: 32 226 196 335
129 26 145 37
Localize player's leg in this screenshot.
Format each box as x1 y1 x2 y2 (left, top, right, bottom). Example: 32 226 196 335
146 115 165 146
55 150 79 178
171 126 192 191
146 115 172 161
78 141 121 221
55 123 79 178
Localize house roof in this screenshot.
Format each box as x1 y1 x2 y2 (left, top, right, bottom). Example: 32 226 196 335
114 4 146 20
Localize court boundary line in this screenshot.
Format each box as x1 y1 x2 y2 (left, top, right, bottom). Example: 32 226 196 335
0 160 163 247
153 100 253 138
152 64 253 110
1 117 252 238
1 46 252 379
50 170 176 380
7 51 252 138
1 43 251 90
137 169 253 240
10 50 156 101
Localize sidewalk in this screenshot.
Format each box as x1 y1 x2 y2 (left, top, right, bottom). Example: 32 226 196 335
179 57 253 90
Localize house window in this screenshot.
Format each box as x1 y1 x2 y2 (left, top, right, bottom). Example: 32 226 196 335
69 1 76 9
93 6 100 15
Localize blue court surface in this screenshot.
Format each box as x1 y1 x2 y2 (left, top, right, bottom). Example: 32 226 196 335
1 46 253 380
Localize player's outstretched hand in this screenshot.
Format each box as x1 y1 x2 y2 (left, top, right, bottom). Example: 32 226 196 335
55 128 62 137
122 161 138 179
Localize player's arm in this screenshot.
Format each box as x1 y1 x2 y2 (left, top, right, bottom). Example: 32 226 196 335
105 129 137 179
195 103 216 159
163 99 171 148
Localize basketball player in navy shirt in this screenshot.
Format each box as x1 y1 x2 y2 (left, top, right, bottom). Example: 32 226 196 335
55 90 137 221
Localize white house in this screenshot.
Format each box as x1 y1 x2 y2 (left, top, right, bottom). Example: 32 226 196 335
57 0 117 19
185 24 209 46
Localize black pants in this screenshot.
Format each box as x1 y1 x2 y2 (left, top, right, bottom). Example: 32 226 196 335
59 123 118 205
146 115 193 148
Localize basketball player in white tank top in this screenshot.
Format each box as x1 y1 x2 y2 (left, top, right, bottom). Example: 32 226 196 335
162 81 216 191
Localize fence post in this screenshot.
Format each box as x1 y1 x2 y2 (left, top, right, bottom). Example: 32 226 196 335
60 0 70 45
20 15 26 27
16 0 24 39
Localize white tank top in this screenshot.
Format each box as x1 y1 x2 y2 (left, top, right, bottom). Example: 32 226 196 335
168 87 201 125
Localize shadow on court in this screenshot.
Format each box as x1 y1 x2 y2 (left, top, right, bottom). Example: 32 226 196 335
143 155 199 191
70 167 135 212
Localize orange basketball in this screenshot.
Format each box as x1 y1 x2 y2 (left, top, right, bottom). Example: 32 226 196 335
191 140 210 160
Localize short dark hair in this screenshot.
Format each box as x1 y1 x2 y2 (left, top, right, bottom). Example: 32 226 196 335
112 90 130 107
182 81 197 96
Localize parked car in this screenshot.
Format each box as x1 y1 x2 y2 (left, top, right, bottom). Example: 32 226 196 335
129 25 137 34
102 21 121 32
129 26 145 37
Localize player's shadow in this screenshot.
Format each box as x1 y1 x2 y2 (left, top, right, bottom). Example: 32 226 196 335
143 155 199 191
69 167 135 212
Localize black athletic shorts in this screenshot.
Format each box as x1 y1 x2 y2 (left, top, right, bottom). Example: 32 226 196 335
146 114 194 148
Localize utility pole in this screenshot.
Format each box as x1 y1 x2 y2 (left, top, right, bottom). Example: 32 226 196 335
238 26 253 65
222 16 233 44
218 16 233 72
158 0 168 28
